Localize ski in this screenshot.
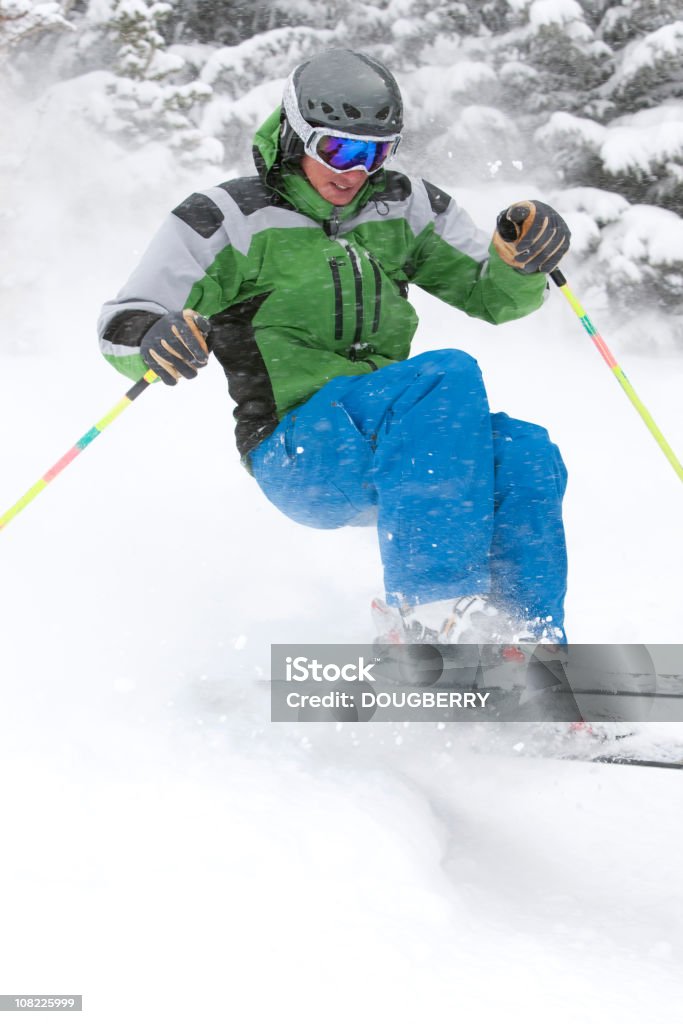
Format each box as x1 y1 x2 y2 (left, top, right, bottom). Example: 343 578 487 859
558 753 683 770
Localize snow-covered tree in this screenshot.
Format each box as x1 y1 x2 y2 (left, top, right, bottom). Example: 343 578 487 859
536 10 683 215
0 0 72 56
93 0 221 165
2 0 682 339
499 0 612 113
368 0 683 339
109 0 183 79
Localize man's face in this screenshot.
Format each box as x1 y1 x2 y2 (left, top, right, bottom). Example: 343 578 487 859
301 156 367 206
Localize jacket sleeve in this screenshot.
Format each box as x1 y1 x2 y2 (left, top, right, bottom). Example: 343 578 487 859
98 188 245 381
405 180 547 325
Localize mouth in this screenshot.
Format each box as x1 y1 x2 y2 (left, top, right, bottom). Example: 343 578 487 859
330 179 356 193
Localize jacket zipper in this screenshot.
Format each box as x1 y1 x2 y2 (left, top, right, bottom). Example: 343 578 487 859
328 258 343 341
325 209 341 239
367 253 383 333
338 239 364 348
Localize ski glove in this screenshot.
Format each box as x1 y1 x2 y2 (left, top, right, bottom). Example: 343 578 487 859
140 309 211 385
493 200 570 275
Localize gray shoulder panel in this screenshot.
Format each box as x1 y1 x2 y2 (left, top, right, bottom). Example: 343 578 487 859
433 194 490 262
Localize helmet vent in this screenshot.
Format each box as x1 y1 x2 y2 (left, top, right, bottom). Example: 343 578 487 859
375 106 390 121
343 103 362 119
321 101 334 114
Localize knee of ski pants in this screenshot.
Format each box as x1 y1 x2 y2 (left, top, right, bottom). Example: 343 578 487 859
374 348 487 433
249 394 377 530
408 348 481 372
404 348 485 391
491 412 568 498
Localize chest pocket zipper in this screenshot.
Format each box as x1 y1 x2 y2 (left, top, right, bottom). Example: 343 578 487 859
328 258 343 341
367 253 383 334
330 242 380 370
338 240 364 346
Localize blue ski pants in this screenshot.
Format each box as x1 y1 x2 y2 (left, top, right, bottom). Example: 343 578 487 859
250 349 568 629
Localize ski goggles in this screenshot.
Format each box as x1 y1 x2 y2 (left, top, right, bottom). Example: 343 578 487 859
305 127 401 175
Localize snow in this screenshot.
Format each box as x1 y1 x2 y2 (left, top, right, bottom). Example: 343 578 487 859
387 0 420 18
200 26 334 95
528 0 584 29
613 100 683 128
558 209 601 255
82 0 113 21
1 89 683 1024
617 21 683 86
536 107 683 310
202 77 285 136
0 0 73 47
455 104 509 137
554 186 631 226
538 108 683 247
499 59 540 83
418 34 464 66
599 204 683 267
600 121 683 177
549 187 632 256
447 59 498 92
404 62 498 121
390 16 423 39
536 111 608 150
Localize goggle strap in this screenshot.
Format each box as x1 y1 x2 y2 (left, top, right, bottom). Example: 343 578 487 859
309 127 402 146
282 72 315 146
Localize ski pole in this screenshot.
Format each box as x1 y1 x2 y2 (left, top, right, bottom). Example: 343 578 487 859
550 268 683 484
0 368 159 532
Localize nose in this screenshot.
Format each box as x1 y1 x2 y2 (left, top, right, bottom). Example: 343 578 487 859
338 169 367 185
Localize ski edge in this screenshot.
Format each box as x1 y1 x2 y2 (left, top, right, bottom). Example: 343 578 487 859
548 753 683 770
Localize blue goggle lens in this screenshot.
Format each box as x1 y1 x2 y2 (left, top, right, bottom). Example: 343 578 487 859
315 135 394 173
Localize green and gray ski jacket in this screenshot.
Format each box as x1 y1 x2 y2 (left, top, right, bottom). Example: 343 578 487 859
98 110 547 458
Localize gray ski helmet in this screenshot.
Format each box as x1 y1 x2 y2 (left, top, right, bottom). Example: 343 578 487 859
281 49 403 162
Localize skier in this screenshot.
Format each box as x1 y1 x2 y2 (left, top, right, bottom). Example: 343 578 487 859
98 48 571 644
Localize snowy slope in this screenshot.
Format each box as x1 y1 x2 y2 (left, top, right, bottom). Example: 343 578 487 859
0 655 682 1023
1 114 682 1022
